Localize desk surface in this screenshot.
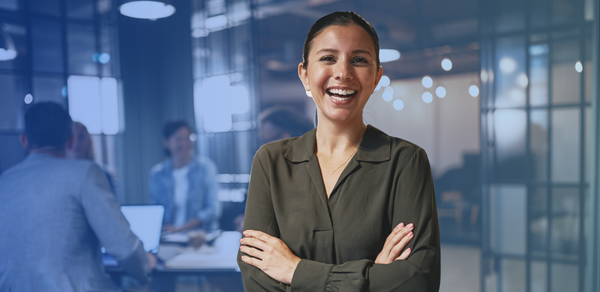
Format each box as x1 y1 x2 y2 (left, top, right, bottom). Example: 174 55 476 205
106 231 242 274
159 231 241 272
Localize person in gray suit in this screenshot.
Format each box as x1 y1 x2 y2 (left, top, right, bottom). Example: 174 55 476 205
0 102 155 292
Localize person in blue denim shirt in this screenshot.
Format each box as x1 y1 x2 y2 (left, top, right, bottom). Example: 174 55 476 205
149 120 220 233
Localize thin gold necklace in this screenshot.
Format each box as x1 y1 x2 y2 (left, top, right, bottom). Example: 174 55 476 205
321 149 358 175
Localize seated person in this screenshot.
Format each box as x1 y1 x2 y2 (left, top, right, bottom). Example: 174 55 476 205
0 102 155 292
149 119 220 233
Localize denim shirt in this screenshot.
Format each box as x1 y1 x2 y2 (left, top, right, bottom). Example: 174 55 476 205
149 157 221 231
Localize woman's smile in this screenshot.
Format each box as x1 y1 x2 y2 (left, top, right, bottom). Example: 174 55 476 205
326 87 357 103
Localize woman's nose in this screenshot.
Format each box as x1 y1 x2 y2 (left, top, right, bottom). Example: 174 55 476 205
333 60 353 80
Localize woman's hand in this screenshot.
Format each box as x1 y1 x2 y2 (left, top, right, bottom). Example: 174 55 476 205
240 230 301 285
375 223 414 264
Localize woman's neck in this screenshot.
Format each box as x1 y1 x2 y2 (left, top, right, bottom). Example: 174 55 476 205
315 113 367 156
172 155 191 169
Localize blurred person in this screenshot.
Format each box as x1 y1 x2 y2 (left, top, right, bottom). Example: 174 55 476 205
0 102 155 292
149 119 220 233
230 107 314 233
67 121 117 196
238 12 440 291
258 106 315 144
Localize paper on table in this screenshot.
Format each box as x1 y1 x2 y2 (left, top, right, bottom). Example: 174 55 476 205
164 231 241 270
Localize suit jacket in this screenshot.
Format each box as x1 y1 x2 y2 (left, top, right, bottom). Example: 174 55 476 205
0 153 151 292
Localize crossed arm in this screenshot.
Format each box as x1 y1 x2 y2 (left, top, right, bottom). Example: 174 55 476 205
240 222 415 285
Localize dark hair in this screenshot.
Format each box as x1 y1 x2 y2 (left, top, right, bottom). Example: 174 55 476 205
24 102 73 150
162 119 193 157
302 11 380 69
259 106 314 138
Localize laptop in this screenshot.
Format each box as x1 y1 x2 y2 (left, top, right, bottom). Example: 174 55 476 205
102 205 165 267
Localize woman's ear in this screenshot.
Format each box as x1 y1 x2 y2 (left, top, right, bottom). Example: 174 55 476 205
298 63 310 92
374 66 383 88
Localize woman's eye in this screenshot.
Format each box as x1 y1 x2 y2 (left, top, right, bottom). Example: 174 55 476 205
353 57 368 64
320 56 335 62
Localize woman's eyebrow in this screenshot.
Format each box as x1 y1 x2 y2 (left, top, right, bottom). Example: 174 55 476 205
352 49 372 56
315 48 373 56
315 48 338 54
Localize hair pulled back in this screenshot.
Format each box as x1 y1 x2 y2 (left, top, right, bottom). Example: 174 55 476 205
302 11 380 69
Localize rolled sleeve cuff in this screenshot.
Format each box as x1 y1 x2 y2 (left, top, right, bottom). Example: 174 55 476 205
290 259 333 292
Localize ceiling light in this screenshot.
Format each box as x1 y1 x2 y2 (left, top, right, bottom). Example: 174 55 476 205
0 29 17 61
441 58 452 71
499 57 517 74
575 61 583 73
469 85 479 97
119 1 175 20
382 87 394 102
379 75 391 87
393 99 404 111
379 49 400 63
422 92 433 103
422 76 433 88
435 86 446 98
205 15 228 30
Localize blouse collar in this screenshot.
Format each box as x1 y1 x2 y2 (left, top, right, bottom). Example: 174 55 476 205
284 124 391 163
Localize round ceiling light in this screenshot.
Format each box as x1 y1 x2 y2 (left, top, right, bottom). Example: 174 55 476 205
119 1 175 20
379 49 401 63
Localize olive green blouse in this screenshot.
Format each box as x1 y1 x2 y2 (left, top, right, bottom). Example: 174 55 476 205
238 125 440 292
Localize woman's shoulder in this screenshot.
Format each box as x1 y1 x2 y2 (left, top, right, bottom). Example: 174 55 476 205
255 137 298 159
367 125 428 160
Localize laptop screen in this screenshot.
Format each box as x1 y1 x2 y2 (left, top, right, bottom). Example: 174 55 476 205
120 205 164 253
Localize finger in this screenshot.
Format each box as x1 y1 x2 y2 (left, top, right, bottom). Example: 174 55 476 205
389 231 413 258
240 237 269 251
381 223 404 253
243 230 276 244
396 248 411 260
241 255 263 269
240 245 264 260
385 229 414 261
387 223 414 249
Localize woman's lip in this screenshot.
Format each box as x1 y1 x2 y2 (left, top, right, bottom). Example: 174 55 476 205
327 92 356 105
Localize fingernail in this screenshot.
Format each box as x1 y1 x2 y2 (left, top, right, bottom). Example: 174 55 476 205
396 223 404 230
407 223 414 229
406 248 411 252
408 232 413 238
241 256 246 261
243 231 248 235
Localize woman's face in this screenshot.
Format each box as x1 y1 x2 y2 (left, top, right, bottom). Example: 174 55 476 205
298 24 382 124
164 127 193 160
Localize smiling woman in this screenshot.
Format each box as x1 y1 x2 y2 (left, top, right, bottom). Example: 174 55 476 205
238 11 441 292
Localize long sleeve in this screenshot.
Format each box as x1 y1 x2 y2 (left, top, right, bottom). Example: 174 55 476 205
290 147 440 292
238 148 289 292
81 163 151 284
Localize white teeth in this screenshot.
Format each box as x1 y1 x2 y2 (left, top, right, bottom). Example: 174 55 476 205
331 95 351 101
328 88 356 96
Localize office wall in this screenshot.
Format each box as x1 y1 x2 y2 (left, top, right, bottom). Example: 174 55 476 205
364 72 481 177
